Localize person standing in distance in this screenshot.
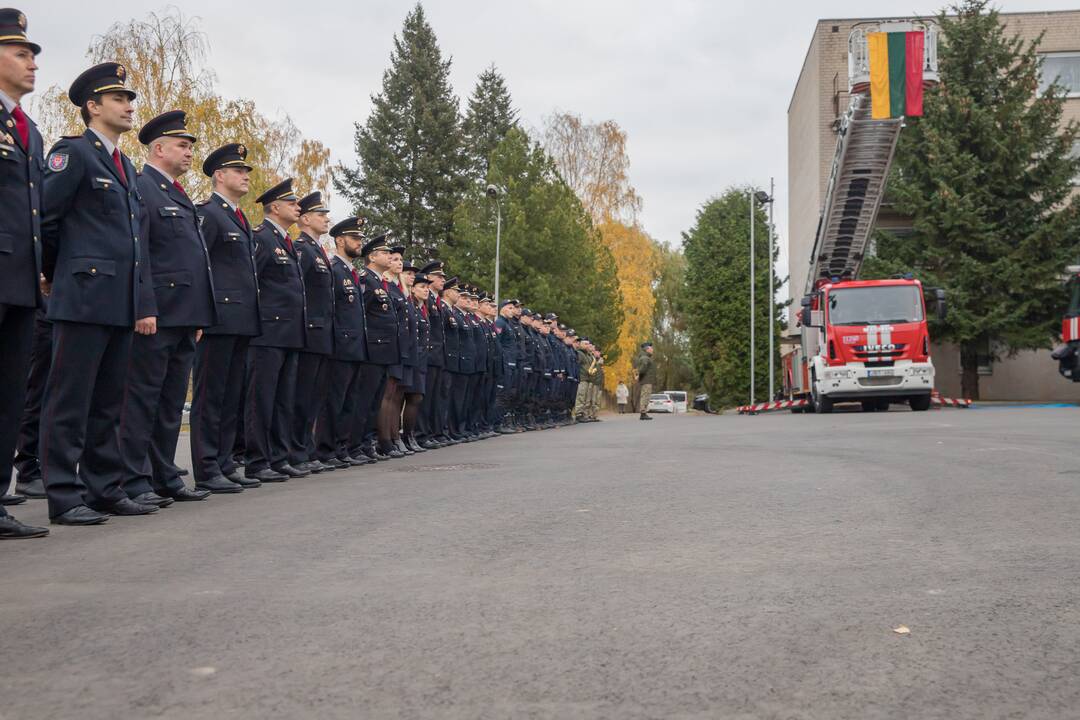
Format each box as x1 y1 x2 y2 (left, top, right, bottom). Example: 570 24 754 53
118 110 216 507
40 62 157 524
0 8 48 537
634 341 656 421
190 143 262 494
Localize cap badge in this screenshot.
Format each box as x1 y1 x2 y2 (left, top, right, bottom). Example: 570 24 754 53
237 144 246 156
116 64 126 80
17 13 26 29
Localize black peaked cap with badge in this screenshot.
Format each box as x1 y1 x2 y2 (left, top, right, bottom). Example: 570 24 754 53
254 177 297 206
419 260 446 276
0 8 40 54
330 216 366 238
202 142 253 176
138 110 197 146
443 276 459 290
361 233 391 257
412 273 432 285
68 62 135 106
299 191 329 215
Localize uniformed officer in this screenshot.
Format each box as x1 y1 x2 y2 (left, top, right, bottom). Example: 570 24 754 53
0 8 48 537
314 216 373 468
117 110 216 507
347 234 398 462
189 142 261 494
378 246 414 457
494 299 522 433
401 271 432 452
451 283 477 440
438 277 464 443
289 191 334 473
634 341 656 421
478 294 502 433
417 261 451 448
245 178 306 481
40 62 155 524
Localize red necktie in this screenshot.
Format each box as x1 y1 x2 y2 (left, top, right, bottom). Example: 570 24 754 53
382 279 389 292
10 105 29 148
350 268 359 284
234 207 247 229
172 179 186 196
111 148 127 186
282 231 293 253
421 302 429 319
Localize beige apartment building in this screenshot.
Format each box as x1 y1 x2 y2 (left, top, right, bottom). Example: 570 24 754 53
787 10 1080 400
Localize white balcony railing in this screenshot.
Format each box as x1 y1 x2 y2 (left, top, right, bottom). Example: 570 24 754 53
848 21 940 93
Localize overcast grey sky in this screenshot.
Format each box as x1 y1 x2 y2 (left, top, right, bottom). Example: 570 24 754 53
25 0 1080 289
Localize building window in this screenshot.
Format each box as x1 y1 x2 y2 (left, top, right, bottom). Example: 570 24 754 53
1071 139 1080 186
1039 52 1080 97
958 335 994 376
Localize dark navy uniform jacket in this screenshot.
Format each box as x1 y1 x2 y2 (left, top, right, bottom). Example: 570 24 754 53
136 165 216 327
455 306 476 374
42 130 149 327
425 294 444 368
413 298 430 368
387 280 417 366
328 255 367 363
470 313 488 376
0 103 43 308
250 221 305 349
358 268 399 365
294 232 334 355
441 297 461 373
197 193 260 336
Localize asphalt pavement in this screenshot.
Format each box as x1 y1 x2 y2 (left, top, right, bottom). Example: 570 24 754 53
2 406 1079 719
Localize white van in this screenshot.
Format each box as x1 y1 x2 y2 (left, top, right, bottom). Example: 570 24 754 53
663 390 688 413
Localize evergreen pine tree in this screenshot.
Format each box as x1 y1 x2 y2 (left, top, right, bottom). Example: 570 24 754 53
334 3 467 258
865 0 1080 399
461 65 518 182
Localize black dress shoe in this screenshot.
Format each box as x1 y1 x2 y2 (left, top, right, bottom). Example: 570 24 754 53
308 460 330 473
247 468 288 482
1 493 27 506
272 464 310 478
0 515 49 538
177 468 190 477
232 474 262 488
394 438 414 456
92 497 158 516
131 492 174 508
406 436 427 453
321 458 346 470
16 478 46 498
224 471 245 484
52 505 110 525
420 438 440 449
197 476 245 493
167 487 211 501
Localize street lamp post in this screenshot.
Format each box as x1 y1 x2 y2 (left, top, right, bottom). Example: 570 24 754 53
749 190 755 407
486 184 502 307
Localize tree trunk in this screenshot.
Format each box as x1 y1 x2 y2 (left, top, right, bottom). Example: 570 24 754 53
959 341 981 401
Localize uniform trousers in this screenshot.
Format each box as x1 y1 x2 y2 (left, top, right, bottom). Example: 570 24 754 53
13 309 51 485
190 334 250 483
316 360 362 462
447 371 470 436
0 304 35 513
289 351 331 465
244 346 298 473
40 321 132 518
347 363 387 457
120 327 196 497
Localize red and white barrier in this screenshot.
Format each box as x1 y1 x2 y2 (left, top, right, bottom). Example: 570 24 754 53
931 392 972 408
737 399 809 414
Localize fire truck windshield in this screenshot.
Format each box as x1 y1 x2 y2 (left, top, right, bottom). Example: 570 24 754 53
827 285 924 326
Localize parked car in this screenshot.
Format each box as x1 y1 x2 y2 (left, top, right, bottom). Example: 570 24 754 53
647 393 675 413
663 390 688 413
692 393 713 413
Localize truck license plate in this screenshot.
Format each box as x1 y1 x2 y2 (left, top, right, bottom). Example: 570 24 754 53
867 369 895 377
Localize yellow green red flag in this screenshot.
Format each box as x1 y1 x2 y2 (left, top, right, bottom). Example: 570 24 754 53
868 31 925 119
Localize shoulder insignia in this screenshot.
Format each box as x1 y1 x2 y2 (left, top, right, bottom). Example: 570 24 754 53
254 224 265 232
61 134 80 139
47 152 69 172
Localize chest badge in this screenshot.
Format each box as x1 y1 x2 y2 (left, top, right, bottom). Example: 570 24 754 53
48 153 69 172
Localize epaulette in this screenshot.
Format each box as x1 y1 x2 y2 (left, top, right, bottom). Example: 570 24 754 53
254 224 265 232
61 134 81 139
196 199 209 207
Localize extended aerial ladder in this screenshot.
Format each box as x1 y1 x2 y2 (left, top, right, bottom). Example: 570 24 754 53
804 20 939 294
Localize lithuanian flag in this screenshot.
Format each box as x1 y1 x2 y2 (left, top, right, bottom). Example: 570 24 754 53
868 31 925 119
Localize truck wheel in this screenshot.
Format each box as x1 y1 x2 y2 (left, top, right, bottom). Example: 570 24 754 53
861 400 875 412
874 398 890 412
909 394 932 411
811 380 833 414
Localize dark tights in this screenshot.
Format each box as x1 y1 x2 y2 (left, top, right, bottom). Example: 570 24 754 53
377 377 401 448
403 393 424 437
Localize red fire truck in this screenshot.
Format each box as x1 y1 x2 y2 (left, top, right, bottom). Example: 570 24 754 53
783 20 946 414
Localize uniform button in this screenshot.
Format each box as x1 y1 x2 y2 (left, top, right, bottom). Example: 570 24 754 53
90 267 97 275
169 282 176 288
224 297 229 302
274 315 280 320
29 181 33 188
32 209 37 215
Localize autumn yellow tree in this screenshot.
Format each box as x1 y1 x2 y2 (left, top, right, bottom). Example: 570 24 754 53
542 112 659 393
29 8 332 220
